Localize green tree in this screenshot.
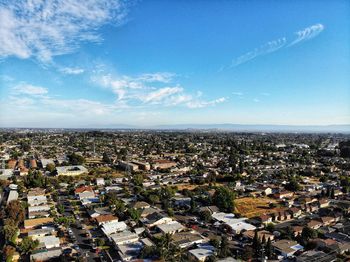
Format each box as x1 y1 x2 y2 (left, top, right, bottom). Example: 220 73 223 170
148 194 159 205
19 237 39 254
133 174 144 186
55 216 76 228
6 200 25 225
102 152 111 164
265 238 273 259
57 204 65 214
67 153 85 165
46 163 56 173
209 238 220 249
219 235 230 258
213 186 235 213
265 223 275 233
301 226 318 245
127 208 141 221
139 245 157 259
285 177 301 192
3 219 18 243
199 210 212 222
96 238 105 247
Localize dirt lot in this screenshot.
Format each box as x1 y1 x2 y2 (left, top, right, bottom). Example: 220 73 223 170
235 197 278 218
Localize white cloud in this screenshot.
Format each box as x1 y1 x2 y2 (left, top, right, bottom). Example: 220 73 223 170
59 67 85 75
92 72 226 109
231 37 287 67
0 0 127 62
13 83 48 95
138 72 175 83
187 97 226 109
229 23 324 68
288 24 324 47
141 87 183 103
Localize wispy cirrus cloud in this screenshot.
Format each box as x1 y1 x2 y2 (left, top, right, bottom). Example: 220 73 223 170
0 0 127 63
141 87 183 103
288 23 324 47
228 23 325 68
59 67 85 75
232 37 287 67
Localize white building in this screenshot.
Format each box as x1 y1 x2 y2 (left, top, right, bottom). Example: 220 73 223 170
157 221 185 234
212 212 256 234
102 221 128 237
56 165 88 176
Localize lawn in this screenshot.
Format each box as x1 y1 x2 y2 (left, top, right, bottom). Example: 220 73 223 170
235 197 278 218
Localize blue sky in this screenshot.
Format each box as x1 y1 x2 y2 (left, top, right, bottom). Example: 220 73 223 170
0 0 349 128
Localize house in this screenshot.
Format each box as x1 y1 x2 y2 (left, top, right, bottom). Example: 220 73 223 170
272 239 303 257
105 185 123 192
243 230 274 241
257 214 272 224
275 191 294 199
307 220 323 230
199 206 219 215
74 186 95 200
258 186 273 196
212 212 256 234
87 207 112 218
131 201 151 210
270 208 288 221
296 250 337 262
28 227 56 240
292 226 304 237
173 196 192 207
110 230 139 245
188 244 215 262
289 207 302 218
38 235 60 249
141 212 172 228
156 221 185 234
27 188 47 206
95 214 119 225
28 205 51 219
140 207 159 218
101 221 128 237
30 247 62 262
319 216 336 226
117 241 143 261
319 199 330 208
304 203 319 213
172 231 206 249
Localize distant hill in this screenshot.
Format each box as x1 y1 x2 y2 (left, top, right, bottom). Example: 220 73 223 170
1 124 349 133
148 124 350 133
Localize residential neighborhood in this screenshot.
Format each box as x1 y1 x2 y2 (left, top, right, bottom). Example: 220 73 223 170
0 129 350 262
